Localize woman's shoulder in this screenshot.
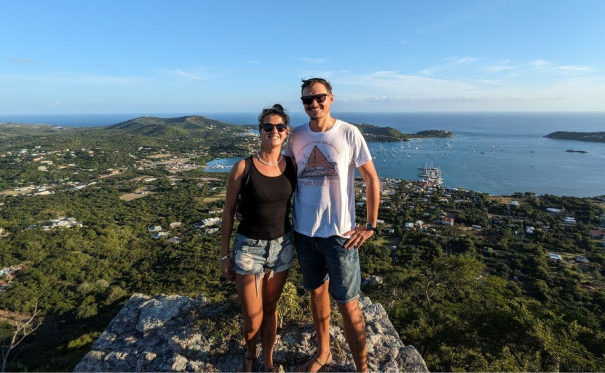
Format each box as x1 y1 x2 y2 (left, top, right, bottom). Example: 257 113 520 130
230 156 252 177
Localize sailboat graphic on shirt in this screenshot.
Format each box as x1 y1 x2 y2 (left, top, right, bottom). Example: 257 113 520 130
300 145 339 179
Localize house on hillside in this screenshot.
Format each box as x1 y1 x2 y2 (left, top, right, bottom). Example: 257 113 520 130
590 229 605 239
563 217 576 224
193 218 221 229
574 256 589 264
204 228 219 235
152 232 169 240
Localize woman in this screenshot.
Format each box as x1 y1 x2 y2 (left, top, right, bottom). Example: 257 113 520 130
220 104 296 372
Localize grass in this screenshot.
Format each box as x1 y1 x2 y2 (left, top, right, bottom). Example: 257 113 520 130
372 236 398 248
203 189 227 203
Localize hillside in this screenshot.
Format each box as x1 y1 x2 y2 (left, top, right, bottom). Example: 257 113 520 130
353 123 453 142
105 115 255 139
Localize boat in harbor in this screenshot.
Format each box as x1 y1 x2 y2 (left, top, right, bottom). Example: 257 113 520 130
418 161 443 185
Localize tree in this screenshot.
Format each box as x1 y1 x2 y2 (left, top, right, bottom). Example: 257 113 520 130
1 304 42 372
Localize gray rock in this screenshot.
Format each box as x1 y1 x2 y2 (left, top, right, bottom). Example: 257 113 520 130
75 294 428 372
136 294 192 332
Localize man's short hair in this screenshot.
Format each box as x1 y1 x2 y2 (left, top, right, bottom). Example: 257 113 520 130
301 78 333 95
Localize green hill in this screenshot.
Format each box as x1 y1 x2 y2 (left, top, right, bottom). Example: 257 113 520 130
105 115 252 139
354 123 408 142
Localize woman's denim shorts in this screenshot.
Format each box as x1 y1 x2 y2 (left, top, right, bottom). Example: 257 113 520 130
232 230 294 276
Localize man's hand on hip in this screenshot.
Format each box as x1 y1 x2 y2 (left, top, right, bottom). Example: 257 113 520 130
343 225 374 250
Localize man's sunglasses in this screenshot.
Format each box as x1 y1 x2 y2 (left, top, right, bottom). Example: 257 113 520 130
260 123 288 132
301 94 329 105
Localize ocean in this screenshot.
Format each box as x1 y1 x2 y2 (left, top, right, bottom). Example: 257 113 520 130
2 112 604 197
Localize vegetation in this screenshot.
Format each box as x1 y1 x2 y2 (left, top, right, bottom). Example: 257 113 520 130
352 123 454 142
545 131 605 143
0 117 603 371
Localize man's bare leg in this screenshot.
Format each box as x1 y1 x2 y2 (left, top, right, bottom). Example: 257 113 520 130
338 299 367 372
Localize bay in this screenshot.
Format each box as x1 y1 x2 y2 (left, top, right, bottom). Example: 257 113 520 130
2 112 604 197
204 112 605 198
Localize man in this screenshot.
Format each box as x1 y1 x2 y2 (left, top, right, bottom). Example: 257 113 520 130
286 78 380 372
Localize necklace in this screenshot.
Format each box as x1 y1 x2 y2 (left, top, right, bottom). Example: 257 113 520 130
256 151 283 166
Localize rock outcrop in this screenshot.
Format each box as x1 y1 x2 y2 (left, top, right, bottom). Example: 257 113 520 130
75 294 428 372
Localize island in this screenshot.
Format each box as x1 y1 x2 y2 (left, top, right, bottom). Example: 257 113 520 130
566 149 588 154
353 123 454 142
544 131 605 143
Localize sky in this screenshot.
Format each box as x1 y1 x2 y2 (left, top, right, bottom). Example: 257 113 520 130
1 0 604 114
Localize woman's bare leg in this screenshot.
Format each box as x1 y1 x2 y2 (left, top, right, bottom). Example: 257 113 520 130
260 269 289 370
236 273 264 372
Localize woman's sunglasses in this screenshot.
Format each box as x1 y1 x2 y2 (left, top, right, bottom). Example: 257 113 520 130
300 94 329 105
260 123 288 132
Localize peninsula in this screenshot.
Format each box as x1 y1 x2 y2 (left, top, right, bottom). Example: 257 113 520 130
354 123 454 142
545 131 605 143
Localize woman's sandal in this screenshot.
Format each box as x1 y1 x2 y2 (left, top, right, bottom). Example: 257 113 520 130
238 351 259 372
297 351 333 373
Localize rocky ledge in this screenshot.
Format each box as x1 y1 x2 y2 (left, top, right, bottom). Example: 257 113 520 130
74 294 428 372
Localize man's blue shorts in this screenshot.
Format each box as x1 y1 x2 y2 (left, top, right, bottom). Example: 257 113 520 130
293 231 361 304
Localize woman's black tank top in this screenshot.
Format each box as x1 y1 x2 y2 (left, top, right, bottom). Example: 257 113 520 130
237 155 296 240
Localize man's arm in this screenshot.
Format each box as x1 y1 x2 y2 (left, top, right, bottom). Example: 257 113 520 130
343 160 380 249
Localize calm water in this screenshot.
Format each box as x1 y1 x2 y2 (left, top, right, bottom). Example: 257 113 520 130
2 112 604 197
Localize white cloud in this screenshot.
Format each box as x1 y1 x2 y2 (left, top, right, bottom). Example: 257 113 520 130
485 65 514 74
0 72 137 85
444 56 478 64
301 57 328 64
481 80 507 86
156 68 221 81
337 71 478 98
555 65 592 72
399 40 408 45
323 68 605 111
11 57 39 65
531 60 550 69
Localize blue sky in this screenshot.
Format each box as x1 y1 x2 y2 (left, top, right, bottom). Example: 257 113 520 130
1 0 604 114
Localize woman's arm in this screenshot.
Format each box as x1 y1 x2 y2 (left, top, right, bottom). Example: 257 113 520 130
219 159 247 281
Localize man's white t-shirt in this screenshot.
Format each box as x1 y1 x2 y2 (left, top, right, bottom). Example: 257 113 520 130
286 119 372 238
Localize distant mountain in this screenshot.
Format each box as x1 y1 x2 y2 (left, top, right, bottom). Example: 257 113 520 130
545 131 605 143
105 115 251 139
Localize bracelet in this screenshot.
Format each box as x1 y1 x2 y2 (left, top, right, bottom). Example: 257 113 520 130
220 254 231 262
